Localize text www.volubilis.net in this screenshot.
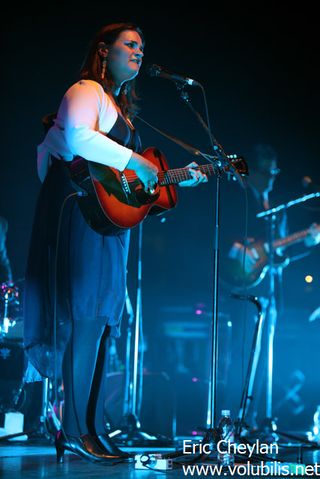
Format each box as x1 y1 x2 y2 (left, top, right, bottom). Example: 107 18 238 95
182 461 320 476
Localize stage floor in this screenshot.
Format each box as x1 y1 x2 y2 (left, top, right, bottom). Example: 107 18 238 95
1 437 320 478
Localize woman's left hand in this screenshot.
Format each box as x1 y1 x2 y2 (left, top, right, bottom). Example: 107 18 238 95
178 162 208 187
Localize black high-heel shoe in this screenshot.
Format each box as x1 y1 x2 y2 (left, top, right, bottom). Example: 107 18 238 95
95 433 133 459
55 430 123 463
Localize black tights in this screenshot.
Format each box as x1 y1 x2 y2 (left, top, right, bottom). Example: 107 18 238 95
62 318 110 436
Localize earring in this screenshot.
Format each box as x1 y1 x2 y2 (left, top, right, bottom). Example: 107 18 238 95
101 58 107 80
98 42 108 80
123 84 128 96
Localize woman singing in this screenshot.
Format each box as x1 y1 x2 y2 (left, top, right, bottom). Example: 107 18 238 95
23 22 207 464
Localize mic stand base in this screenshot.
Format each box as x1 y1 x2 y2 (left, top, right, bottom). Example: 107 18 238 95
235 414 279 444
109 413 175 448
243 417 279 444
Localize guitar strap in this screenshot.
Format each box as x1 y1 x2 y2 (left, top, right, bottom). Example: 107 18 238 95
136 115 204 158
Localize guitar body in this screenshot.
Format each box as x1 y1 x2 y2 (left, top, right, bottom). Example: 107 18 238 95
221 222 320 289
68 147 178 235
221 240 290 289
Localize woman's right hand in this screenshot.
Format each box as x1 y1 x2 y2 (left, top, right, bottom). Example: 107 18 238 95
127 152 159 193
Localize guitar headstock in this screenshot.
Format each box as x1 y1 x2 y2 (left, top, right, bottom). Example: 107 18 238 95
226 155 249 177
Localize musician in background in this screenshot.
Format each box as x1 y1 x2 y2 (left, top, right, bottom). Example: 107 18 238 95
220 143 320 435
0 216 12 284
245 143 281 210
23 23 207 464
221 143 320 292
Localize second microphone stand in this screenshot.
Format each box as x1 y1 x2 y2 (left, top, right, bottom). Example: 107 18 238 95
253 192 320 442
109 222 172 447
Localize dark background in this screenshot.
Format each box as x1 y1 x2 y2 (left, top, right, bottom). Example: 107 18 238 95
1 4 319 436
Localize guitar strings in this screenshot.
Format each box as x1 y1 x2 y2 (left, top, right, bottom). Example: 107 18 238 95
123 166 216 184
123 160 245 184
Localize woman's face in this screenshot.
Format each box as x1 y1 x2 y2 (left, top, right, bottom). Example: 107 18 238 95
107 30 144 85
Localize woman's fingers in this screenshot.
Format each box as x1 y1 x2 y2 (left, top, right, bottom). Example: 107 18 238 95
188 165 208 186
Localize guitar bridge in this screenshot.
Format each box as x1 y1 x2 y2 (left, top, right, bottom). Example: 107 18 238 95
120 173 131 200
120 172 160 206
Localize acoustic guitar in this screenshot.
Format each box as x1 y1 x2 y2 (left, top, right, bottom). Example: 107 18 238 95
67 146 248 235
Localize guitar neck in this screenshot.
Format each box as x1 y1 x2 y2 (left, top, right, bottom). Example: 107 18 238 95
158 164 216 185
273 229 309 249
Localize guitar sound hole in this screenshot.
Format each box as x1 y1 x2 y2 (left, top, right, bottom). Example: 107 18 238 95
135 186 160 205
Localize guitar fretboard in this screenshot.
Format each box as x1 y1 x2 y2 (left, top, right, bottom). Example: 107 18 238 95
158 164 218 185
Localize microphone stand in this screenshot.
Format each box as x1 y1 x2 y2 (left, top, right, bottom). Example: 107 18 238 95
108 223 171 447
161 84 249 466
263 210 279 442
175 84 241 451
231 294 268 439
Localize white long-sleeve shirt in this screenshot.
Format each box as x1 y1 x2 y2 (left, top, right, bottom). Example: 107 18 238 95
37 79 133 182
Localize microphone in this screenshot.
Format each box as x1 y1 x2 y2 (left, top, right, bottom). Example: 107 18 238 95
146 64 201 87
302 176 320 192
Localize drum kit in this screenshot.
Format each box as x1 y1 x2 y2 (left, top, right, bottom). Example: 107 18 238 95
0 280 25 414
